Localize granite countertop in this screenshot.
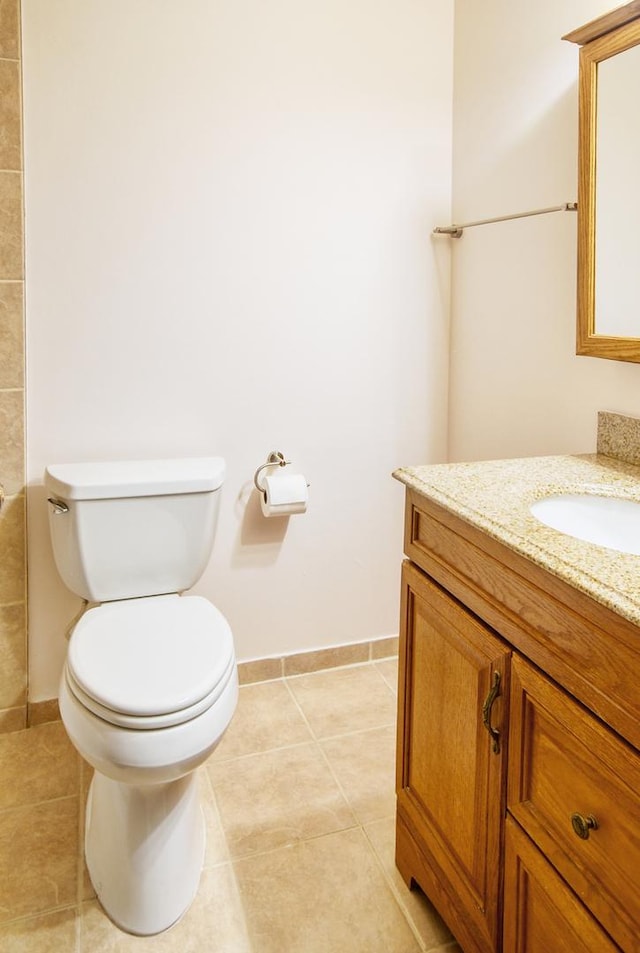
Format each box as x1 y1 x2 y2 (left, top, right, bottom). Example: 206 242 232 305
393 453 640 627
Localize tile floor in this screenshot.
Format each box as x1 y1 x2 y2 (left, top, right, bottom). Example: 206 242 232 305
0 659 462 952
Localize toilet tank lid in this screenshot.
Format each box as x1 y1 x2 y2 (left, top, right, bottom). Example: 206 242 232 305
44 456 226 500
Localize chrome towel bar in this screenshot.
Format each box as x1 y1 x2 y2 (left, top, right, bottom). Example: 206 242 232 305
433 201 577 238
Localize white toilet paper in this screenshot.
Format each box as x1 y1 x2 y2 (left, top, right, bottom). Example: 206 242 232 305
260 472 308 517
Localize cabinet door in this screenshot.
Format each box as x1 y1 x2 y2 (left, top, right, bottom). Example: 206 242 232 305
396 560 510 953
503 816 620 953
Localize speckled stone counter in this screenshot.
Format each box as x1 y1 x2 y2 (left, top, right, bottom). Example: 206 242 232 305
393 452 640 628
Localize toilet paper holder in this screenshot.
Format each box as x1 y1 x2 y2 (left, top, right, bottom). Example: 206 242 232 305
253 451 292 493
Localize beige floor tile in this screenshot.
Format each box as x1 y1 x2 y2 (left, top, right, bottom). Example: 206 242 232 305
0 906 77 953
233 827 421 953
0 798 79 923
286 663 396 739
375 657 399 694
321 725 396 823
198 769 230 868
208 743 356 858
364 817 454 952
79 866 251 952
208 679 312 762
0 721 79 812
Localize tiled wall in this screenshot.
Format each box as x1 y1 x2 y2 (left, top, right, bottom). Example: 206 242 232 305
0 0 26 733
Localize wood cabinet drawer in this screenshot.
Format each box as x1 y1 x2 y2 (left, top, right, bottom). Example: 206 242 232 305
503 815 620 953
508 655 640 952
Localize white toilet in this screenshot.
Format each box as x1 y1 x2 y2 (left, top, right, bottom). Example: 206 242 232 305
44 457 238 936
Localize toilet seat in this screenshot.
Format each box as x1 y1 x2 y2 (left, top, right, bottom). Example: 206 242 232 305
66 594 235 730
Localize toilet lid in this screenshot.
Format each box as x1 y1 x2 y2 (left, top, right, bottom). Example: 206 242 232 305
67 595 234 724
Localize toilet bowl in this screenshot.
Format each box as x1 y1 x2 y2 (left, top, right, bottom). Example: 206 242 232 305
59 596 238 935
44 458 237 935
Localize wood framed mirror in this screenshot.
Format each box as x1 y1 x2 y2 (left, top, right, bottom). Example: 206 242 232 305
564 1 640 362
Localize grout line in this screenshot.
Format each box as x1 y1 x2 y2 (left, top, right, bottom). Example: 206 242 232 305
314 736 360 824
208 737 316 767
227 820 363 868
198 765 232 867
0 791 78 817
281 671 320 740
314 719 397 745
282 655 397 685
0 900 78 929
74 901 82 953
369 657 399 691
360 818 430 953
210 859 254 949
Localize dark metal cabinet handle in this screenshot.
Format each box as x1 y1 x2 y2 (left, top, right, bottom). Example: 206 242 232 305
482 671 501 754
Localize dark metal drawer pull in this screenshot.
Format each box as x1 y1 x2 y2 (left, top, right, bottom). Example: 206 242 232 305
570 812 598 840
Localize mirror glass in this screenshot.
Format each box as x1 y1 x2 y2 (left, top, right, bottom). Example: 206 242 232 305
595 45 640 337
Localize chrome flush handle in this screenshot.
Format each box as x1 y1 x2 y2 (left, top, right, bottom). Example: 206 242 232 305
47 497 69 515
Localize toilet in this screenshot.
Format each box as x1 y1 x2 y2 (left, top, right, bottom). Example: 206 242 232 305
44 457 238 936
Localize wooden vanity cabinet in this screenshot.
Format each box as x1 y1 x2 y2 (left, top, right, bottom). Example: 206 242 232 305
396 488 640 953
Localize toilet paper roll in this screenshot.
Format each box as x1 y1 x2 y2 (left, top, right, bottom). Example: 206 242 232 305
260 472 308 517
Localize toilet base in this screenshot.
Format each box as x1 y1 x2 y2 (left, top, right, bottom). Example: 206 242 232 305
85 769 206 935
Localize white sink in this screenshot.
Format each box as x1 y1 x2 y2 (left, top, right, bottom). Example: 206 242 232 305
530 493 640 556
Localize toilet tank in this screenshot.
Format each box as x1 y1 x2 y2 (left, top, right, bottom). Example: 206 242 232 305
44 457 225 602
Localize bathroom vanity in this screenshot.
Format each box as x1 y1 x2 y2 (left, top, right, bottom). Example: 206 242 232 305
394 448 640 953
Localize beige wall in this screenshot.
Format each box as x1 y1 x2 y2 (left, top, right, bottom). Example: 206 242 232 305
22 0 454 702
16 1 640 711
0 0 26 732
448 0 640 462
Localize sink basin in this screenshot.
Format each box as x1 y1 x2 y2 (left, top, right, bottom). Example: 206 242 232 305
530 493 640 556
